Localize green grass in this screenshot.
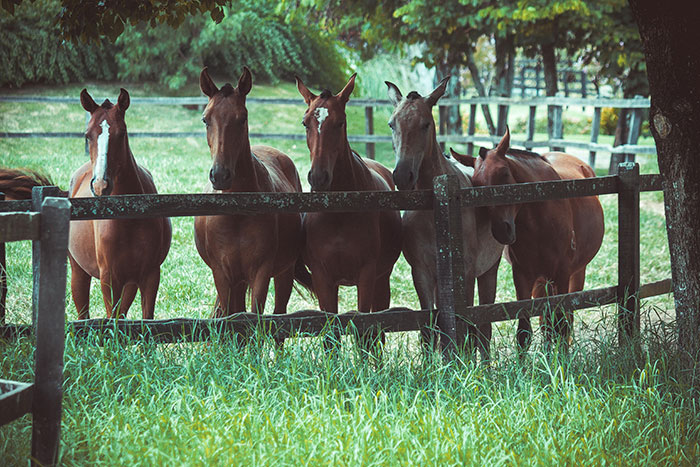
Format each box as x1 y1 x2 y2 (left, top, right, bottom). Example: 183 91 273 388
1 81 694 465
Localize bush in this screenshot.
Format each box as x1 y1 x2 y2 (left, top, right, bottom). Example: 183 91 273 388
0 0 117 87
115 2 348 91
600 107 619 135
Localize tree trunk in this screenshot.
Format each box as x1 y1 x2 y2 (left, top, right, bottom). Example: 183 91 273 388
465 51 496 135
436 61 462 138
494 34 515 136
542 41 563 151
629 0 700 370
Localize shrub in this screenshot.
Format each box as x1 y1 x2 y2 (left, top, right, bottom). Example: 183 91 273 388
0 0 117 87
600 107 619 135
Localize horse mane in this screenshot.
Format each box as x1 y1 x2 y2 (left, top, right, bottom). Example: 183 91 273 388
220 83 235 97
319 89 333 99
506 148 544 159
406 91 421 100
0 167 59 200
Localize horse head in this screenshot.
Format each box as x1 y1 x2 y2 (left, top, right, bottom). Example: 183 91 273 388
468 127 519 245
200 66 253 191
81 88 130 197
386 77 449 190
296 74 356 191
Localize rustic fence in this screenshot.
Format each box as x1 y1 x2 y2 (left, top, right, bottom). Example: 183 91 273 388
0 163 672 354
0 95 652 171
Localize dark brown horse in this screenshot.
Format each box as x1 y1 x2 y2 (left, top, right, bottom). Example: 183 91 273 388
195 67 308 318
295 74 402 324
386 79 503 359
0 168 66 200
70 88 172 319
452 128 604 350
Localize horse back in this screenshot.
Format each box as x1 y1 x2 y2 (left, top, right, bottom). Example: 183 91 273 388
252 145 302 193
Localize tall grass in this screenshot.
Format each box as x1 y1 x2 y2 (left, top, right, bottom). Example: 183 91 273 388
1 81 693 464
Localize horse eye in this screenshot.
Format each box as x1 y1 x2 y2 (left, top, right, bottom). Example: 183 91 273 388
388 121 395 130
202 118 209 128
301 120 307 128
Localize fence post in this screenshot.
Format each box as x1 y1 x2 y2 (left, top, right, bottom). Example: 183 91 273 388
466 104 477 156
535 65 541 96
32 186 64 326
365 105 375 160
31 197 70 466
1 192 5 325
548 100 564 152
625 102 643 165
526 105 537 150
589 106 602 169
433 174 468 357
617 162 640 344
581 73 588 99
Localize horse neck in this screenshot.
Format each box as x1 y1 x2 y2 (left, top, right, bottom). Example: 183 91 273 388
329 141 372 191
110 136 145 195
228 138 266 192
416 131 453 189
506 155 559 183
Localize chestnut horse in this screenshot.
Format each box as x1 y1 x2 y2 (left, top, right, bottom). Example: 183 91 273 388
195 67 308 318
0 168 66 200
70 88 172 319
386 79 503 359
295 74 402 330
452 129 604 350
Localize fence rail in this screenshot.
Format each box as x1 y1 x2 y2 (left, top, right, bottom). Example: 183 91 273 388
0 95 655 166
0 166 671 355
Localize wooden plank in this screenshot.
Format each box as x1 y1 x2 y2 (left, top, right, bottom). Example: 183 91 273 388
589 107 602 168
526 106 537 150
364 106 375 160
0 212 40 242
0 380 33 425
0 199 32 213
640 278 673 299
32 187 63 326
617 163 641 343
31 197 70 466
466 104 477 155
640 174 663 192
0 193 4 325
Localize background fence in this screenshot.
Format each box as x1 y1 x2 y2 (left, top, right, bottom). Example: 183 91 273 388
0 95 653 171
0 163 672 355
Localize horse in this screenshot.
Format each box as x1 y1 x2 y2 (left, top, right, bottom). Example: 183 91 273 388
386 78 503 360
295 74 402 347
69 88 172 319
0 168 67 200
451 128 604 351
195 67 310 321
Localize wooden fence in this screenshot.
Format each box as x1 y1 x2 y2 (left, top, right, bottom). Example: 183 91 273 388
0 163 672 355
0 95 652 169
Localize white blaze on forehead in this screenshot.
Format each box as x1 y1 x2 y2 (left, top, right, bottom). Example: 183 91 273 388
95 119 110 181
315 107 329 135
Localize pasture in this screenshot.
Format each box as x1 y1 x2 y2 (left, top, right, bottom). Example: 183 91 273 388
1 80 698 464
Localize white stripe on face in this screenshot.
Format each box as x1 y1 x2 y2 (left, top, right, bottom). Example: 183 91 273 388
315 107 329 135
95 120 110 181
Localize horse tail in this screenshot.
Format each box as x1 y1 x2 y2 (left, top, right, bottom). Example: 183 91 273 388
0 167 63 200
293 257 315 298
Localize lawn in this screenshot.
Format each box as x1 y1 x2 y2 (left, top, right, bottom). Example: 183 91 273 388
1 80 696 465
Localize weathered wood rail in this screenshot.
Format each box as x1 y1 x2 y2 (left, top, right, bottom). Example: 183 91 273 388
0 163 671 354
0 95 654 166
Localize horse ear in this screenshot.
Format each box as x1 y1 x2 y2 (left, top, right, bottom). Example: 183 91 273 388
496 126 510 155
200 67 219 98
80 89 99 113
450 147 476 167
385 81 402 107
295 76 317 105
337 73 356 104
117 88 130 112
426 76 450 107
237 66 252 96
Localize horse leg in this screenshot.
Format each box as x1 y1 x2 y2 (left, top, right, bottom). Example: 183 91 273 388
370 272 392 351
118 283 138 319
313 273 339 351
512 269 535 353
475 258 501 363
411 267 438 354
69 255 91 320
459 273 476 360
272 265 295 347
250 269 272 315
356 265 379 356
139 268 161 320
99 274 126 319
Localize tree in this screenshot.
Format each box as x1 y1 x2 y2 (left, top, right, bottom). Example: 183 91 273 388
628 0 700 368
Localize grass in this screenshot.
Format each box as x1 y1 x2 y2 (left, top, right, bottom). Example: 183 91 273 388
1 80 695 465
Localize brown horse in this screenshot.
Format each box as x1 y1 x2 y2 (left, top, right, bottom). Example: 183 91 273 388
451 128 604 350
386 79 503 360
195 67 308 318
295 74 402 326
70 88 172 319
0 168 66 200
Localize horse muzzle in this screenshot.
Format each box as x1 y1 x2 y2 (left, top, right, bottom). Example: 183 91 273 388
210 164 232 191
90 176 112 197
308 168 331 192
492 219 516 245
392 165 416 191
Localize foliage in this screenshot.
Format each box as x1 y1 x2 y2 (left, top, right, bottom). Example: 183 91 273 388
0 0 117 87
600 107 619 135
